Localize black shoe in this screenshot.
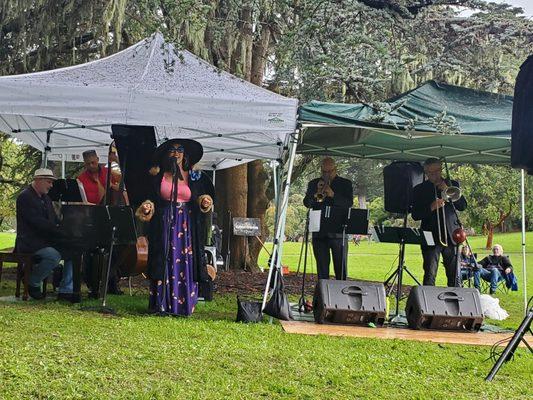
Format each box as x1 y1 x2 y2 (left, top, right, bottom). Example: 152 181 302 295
52 267 62 290
56 293 76 303
28 285 45 300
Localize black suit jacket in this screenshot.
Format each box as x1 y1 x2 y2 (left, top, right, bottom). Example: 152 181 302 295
411 179 467 247
15 186 62 253
303 176 354 239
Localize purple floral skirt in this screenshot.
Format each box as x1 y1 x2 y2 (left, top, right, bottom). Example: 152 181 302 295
149 203 198 316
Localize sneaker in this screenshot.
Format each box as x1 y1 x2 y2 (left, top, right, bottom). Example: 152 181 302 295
28 285 45 300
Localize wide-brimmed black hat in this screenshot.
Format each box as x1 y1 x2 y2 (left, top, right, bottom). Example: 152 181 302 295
152 138 204 167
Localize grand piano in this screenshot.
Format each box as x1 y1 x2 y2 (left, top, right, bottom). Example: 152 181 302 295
56 125 157 302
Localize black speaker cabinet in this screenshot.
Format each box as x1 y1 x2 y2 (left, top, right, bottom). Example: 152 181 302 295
405 286 484 331
512 55 533 173
313 280 387 326
383 162 424 214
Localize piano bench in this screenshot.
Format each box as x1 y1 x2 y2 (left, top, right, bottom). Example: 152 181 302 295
0 252 48 301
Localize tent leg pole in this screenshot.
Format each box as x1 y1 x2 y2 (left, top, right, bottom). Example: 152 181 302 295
61 157 66 179
262 129 300 313
521 169 528 316
42 130 52 168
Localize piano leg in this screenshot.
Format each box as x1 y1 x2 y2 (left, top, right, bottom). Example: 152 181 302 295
72 253 82 303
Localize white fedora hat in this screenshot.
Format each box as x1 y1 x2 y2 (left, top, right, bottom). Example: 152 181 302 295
33 168 57 180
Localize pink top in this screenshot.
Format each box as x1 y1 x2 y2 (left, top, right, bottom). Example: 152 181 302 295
160 177 191 202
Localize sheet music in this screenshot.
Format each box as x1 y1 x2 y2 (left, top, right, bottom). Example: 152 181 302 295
423 231 435 246
309 210 321 232
77 179 88 203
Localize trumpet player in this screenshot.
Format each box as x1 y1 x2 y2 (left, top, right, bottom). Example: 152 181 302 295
412 158 467 287
303 157 354 280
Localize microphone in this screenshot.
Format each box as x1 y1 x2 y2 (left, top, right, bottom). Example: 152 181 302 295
170 157 178 176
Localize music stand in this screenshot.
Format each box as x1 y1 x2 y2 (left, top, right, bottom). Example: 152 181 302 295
81 206 137 314
320 207 369 280
375 224 434 319
48 179 84 203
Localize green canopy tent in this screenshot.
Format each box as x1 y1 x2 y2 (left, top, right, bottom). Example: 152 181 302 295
299 80 512 163
297 80 528 312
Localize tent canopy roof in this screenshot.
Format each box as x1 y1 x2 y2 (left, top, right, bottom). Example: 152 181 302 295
0 33 298 169
299 81 513 164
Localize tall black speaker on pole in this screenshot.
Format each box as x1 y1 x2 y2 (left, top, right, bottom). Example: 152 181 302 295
512 55 533 174
383 162 424 214
382 162 424 319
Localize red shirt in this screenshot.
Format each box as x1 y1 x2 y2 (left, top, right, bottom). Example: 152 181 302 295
78 167 108 204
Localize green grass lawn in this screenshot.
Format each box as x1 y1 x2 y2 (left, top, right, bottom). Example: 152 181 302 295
1 231 532 399
0 231 15 250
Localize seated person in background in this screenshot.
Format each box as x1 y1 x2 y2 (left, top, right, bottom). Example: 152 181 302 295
15 169 74 301
478 244 513 294
77 148 123 296
459 245 481 289
77 150 107 205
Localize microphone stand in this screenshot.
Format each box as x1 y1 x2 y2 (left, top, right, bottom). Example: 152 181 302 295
160 160 179 315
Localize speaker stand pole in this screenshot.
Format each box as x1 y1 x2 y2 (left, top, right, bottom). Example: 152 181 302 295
383 213 421 320
298 209 311 312
485 305 533 381
341 223 348 280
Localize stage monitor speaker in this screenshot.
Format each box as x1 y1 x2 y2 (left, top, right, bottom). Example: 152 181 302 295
405 286 483 331
383 162 424 214
313 280 387 326
512 55 533 174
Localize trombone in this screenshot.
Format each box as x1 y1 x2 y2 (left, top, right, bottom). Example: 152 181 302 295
435 181 462 246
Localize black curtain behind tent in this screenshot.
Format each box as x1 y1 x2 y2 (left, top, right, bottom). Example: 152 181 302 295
512 55 533 174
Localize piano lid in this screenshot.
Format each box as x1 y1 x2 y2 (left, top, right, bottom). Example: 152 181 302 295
111 125 157 209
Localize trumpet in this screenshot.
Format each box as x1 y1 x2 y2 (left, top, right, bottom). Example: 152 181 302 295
435 180 462 246
315 177 330 203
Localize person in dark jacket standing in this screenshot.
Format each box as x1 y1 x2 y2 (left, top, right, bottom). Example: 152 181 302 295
412 158 467 287
303 157 354 280
15 169 73 300
136 139 214 316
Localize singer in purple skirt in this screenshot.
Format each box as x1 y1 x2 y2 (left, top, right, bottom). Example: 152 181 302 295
136 139 214 316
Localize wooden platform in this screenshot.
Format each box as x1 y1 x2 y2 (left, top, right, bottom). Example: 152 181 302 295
280 321 525 347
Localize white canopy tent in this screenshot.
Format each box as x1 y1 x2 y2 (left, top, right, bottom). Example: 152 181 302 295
0 33 298 170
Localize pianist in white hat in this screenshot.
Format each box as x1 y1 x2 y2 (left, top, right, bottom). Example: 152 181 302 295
14 167 75 301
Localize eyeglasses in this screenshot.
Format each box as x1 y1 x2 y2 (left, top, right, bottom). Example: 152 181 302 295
168 146 184 154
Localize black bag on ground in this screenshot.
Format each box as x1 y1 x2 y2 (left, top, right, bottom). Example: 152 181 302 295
263 272 293 321
236 296 263 323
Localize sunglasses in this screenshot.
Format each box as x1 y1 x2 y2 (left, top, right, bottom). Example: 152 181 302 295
168 146 185 154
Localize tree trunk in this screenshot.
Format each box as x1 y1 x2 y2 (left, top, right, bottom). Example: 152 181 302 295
357 193 366 209
485 224 494 250
246 16 272 269
216 164 249 269
247 160 270 269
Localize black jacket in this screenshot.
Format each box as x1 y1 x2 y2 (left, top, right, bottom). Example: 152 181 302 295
15 186 63 253
303 176 354 239
411 179 467 247
144 171 214 282
479 255 513 274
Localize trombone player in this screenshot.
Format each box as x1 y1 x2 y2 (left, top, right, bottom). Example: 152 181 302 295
412 158 467 287
303 157 354 280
